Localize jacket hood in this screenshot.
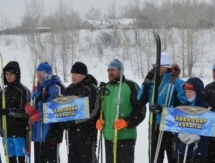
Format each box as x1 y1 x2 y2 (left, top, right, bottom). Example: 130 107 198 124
3 61 21 85
82 74 98 86
184 77 204 106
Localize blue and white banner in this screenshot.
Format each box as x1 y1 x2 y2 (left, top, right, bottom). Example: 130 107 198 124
42 96 90 124
160 106 215 137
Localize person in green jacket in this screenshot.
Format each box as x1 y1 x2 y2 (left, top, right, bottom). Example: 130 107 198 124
96 59 145 163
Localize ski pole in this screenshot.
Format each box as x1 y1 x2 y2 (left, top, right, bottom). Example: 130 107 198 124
97 104 103 162
183 144 189 163
39 87 46 163
66 130 69 155
153 83 174 163
190 141 198 163
113 32 125 163
0 53 9 163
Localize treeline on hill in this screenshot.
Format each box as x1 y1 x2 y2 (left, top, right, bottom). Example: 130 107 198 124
0 0 214 82
1 0 215 34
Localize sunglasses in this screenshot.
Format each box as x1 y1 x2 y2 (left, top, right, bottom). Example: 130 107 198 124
183 83 195 90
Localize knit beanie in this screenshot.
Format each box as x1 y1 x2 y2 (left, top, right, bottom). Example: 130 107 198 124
153 52 172 68
71 62 88 75
108 59 122 71
4 67 18 74
37 62 52 74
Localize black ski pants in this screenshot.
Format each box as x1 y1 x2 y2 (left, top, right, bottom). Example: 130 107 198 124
34 142 60 163
105 139 135 163
7 156 24 163
177 154 207 163
207 137 215 162
154 129 177 163
67 140 97 163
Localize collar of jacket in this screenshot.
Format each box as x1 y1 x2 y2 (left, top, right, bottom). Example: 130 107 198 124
109 75 125 84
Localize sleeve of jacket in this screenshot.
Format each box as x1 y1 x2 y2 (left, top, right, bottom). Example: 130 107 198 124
137 82 150 107
174 79 187 106
75 83 99 124
124 80 146 128
10 86 30 118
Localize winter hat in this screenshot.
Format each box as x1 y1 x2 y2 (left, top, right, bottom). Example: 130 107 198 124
183 77 204 105
108 59 122 71
3 61 21 84
4 67 18 74
71 62 88 75
212 62 215 70
37 62 52 74
153 52 172 68
4 61 20 75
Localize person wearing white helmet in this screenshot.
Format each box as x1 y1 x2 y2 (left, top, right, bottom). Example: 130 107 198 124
138 52 187 163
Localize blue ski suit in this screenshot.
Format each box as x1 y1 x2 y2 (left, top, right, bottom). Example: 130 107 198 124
32 75 65 142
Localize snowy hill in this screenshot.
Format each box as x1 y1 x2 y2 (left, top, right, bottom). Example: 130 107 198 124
0 30 214 163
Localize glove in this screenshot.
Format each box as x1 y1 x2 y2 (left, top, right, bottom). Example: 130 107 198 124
25 104 38 116
96 119 104 130
114 119 128 130
178 133 189 142
1 108 11 115
178 133 200 145
144 68 155 85
149 104 163 114
30 112 40 125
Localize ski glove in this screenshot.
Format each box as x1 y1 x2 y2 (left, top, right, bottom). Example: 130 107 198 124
114 119 128 130
178 133 200 145
25 104 38 116
1 108 11 115
149 104 163 114
96 119 104 130
30 112 40 125
144 68 155 85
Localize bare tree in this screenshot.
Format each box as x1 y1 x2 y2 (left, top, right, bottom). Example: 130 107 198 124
84 8 103 20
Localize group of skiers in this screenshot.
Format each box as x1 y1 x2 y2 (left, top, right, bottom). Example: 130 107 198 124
0 52 215 163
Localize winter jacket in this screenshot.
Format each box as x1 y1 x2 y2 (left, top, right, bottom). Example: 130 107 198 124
174 77 209 158
205 81 215 109
61 74 99 142
138 72 187 124
103 76 145 141
32 75 65 142
0 61 30 137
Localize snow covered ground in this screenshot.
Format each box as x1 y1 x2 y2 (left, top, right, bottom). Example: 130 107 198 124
0 34 213 163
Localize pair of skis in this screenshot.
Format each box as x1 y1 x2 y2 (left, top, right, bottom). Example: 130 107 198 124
148 32 161 163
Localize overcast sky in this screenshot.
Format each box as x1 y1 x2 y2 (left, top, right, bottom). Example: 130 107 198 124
0 0 132 26
0 0 211 26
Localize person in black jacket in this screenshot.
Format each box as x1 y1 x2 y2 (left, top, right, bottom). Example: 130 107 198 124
205 63 215 162
0 61 30 163
25 62 65 163
61 62 99 163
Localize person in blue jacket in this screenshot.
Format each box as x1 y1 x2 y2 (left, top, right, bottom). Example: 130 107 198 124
25 62 65 163
138 53 187 163
174 77 209 163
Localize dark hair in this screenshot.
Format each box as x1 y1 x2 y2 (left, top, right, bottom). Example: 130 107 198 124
170 63 181 82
